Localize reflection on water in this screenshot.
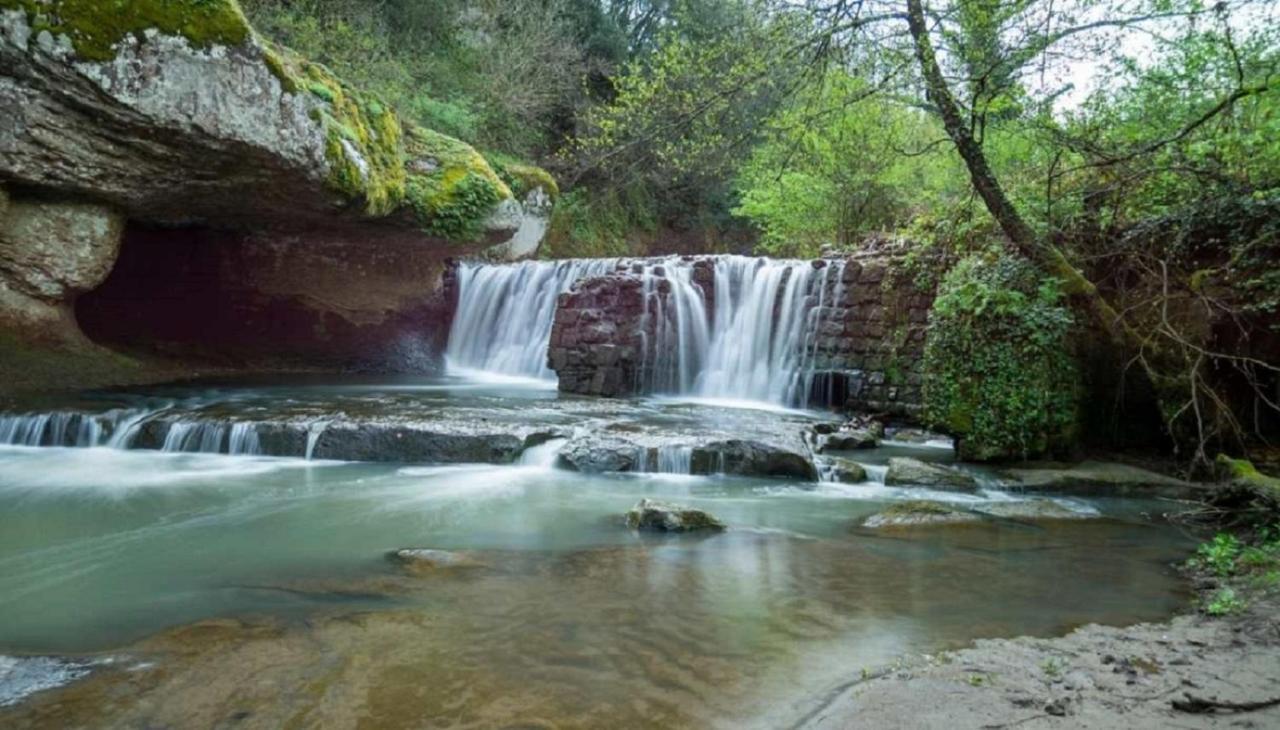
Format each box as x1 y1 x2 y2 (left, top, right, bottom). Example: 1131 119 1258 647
0 379 1195 728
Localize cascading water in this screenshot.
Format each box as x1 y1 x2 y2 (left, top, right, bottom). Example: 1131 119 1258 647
446 259 616 379
446 255 849 407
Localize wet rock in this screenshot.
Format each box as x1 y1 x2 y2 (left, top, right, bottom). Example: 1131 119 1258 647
558 434 643 473
817 428 878 452
884 457 977 491
884 427 949 445
976 499 1093 521
314 424 524 464
823 457 868 484
997 461 1201 499
691 439 819 481
862 500 981 528
625 499 725 532
389 549 486 575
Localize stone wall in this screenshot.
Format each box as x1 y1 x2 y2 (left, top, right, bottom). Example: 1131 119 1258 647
546 254 936 419
547 274 647 396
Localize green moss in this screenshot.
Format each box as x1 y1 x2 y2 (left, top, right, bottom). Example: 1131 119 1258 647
403 125 511 241
2 0 523 239
882 500 955 517
264 45 405 216
0 0 251 61
1217 455 1280 496
488 153 560 200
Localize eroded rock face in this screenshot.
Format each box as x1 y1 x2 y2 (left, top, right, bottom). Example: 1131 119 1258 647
0 196 123 341
76 225 459 368
884 457 978 491
0 6 553 367
625 499 725 532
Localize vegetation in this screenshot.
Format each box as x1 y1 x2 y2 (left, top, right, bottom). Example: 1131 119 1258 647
1188 527 1280 615
923 252 1080 461
21 0 1275 470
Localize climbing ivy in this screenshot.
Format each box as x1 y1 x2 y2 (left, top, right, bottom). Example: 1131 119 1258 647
922 252 1081 461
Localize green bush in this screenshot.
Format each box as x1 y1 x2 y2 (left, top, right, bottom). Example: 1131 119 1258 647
923 252 1081 461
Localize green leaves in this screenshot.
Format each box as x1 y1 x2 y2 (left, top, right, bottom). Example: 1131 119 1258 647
923 252 1080 461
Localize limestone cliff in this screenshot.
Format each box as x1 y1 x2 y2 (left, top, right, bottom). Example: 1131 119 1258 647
0 0 557 371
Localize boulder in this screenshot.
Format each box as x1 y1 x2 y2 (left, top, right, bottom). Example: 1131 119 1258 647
862 500 981 528
817 428 879 452
822 457 868 484
884 457 977 491
0 199 123 340
691 439 819 481
625 499 725 532
558 434 643 473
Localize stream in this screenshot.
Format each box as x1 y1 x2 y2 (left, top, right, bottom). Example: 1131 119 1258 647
0 374 1194 728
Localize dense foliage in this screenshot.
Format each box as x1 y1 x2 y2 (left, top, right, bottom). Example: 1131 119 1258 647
923 252 1081 461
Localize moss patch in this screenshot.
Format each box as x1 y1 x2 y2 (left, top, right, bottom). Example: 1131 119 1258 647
1217 455 1280 498
488 153 560 200
403 125 511 241
262 42 405 216
0 0 251 61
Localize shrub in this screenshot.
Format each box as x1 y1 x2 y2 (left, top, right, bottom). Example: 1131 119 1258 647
923 251 1081 461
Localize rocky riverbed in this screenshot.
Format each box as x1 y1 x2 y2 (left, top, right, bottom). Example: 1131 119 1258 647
798 584 1280 729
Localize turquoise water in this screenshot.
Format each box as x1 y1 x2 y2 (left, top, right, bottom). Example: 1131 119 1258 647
0 379 1195 727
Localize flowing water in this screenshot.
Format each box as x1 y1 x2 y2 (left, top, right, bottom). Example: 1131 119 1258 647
446 256 853 407
0 255 1195 726
0 376 1194 728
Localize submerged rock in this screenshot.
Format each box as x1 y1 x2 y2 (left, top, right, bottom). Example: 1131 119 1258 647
862 500 980 528
389 549 486 575
625 499 725 532
976 499 1093 521
884 457 977 491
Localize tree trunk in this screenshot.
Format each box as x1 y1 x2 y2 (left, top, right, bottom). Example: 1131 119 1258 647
904 0 1129 345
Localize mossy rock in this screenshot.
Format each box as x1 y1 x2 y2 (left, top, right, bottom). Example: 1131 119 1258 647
489 154 560 200
625 499 725 533
0 0 252 61
257 42 405 216
922 253 1081 462
862 500 980 528
1216 455 1280 499
403 125 512 240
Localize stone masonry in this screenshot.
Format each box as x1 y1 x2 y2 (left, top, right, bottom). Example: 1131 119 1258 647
546 254 936 419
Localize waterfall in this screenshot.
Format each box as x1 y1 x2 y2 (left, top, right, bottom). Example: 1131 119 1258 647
228 423 262 455
517 437 567 468
1 412 111 448
446 259 616 379
446 255 849 406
